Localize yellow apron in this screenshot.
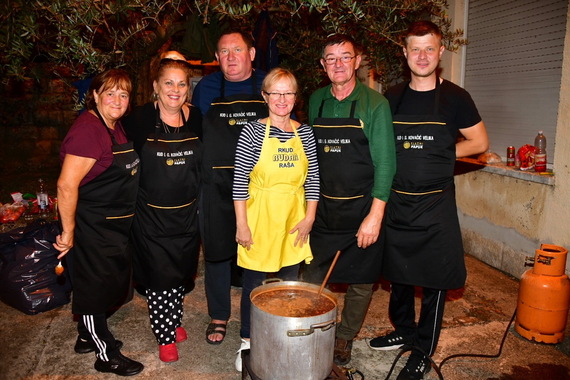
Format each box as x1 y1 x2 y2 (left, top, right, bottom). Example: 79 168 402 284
238 119 313 272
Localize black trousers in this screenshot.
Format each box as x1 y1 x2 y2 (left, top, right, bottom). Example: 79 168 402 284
78 314 119 361
389 283 447 356
204 259 233 321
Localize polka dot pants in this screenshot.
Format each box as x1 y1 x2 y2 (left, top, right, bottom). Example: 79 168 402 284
146 286 184 345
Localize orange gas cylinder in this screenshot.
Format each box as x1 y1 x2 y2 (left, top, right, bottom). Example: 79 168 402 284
515 244 570 343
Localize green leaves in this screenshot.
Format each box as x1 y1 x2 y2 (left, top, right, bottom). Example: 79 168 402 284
1 0 465 110
1 0 193 83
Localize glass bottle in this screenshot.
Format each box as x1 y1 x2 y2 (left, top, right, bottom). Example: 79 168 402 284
37 178 49 218
534 131 547 172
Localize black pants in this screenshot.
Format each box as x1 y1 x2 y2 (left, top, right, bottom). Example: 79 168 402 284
389 283 447 356
204 259 233 321
78 314 119 361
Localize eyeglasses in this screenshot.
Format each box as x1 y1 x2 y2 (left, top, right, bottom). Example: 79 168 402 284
263 91 297 100
159 58 192 69
323 56 356 65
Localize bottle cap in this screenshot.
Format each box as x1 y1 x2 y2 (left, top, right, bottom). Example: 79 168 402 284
538 130 544 134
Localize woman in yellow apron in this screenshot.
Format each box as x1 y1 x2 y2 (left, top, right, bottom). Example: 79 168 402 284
232 68 320 371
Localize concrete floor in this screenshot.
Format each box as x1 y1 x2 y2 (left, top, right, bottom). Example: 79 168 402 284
1 254 569 380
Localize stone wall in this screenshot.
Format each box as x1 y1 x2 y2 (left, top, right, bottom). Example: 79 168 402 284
0 72 77 176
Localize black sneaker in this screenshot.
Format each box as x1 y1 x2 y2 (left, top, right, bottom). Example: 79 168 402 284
368 331 413 351
396 353 431 380
74 337 123 354
94 352 144 376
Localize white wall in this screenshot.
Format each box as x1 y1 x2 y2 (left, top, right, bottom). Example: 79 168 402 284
447 0 570 278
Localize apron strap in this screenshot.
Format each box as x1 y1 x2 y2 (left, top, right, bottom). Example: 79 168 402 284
153 104 189 141
182 107 187 125
154 104 161 141
251 71 258 94
349 100 357 118
318 98 358 118
93 107 118 146
433 77 441 115
395 76 441 115
265 118 299 139
318 99 326 118
220 71 258 99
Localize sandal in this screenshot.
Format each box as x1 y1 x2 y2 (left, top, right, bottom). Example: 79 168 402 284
206 321 227 345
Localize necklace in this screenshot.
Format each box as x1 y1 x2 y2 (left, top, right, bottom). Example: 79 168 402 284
162 120 172 133
161 111 182 133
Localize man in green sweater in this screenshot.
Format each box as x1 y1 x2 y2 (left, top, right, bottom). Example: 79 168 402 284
303 33 396 365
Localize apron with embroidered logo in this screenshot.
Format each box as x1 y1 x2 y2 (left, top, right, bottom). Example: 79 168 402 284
201 75 268 261
383 78 466 289
131 107 202 290
72 111 140 315
238 119 312 272
305 100 382 284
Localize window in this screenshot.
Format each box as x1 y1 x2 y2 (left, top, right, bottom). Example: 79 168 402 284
464 0 568 164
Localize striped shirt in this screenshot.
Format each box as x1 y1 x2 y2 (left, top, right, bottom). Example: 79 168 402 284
233 120 320 201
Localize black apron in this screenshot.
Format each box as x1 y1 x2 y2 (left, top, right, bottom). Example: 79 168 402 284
131 107 202 290
200 74 268 262
71 111 140 315
383 78 466 289
305 100 383 284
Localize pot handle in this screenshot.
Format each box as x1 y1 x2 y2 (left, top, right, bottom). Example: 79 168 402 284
286 320 336 337
261 278 283 285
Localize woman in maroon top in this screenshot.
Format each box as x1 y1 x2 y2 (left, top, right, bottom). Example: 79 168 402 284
54 69 143 377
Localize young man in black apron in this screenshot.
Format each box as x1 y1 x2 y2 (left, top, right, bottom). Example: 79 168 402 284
191 30 268 346
304 34 396 366
368 21 489 380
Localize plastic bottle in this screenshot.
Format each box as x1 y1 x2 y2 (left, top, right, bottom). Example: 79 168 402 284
37 178 49 218
534 131 547 172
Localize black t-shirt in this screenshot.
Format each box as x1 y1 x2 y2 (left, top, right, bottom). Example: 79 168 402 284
385 79 482 132
123 102 203 154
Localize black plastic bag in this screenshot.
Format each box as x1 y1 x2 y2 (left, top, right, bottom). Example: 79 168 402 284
0 219 72 315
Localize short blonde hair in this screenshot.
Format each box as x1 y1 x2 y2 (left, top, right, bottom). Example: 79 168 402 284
261 67 298 94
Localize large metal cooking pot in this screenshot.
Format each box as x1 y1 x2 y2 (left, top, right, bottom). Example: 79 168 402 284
250 279 337 380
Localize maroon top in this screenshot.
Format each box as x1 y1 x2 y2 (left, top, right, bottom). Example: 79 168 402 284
60 111 128 186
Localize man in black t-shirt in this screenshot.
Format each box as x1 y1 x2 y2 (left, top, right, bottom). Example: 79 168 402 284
368 21 489 380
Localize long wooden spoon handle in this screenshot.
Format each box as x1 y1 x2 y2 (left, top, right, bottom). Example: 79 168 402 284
318 250 341 295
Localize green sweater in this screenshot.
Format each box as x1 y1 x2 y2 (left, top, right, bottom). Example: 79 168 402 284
309 80 396 202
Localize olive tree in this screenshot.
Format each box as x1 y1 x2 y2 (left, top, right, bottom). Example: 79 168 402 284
1 0 465 105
